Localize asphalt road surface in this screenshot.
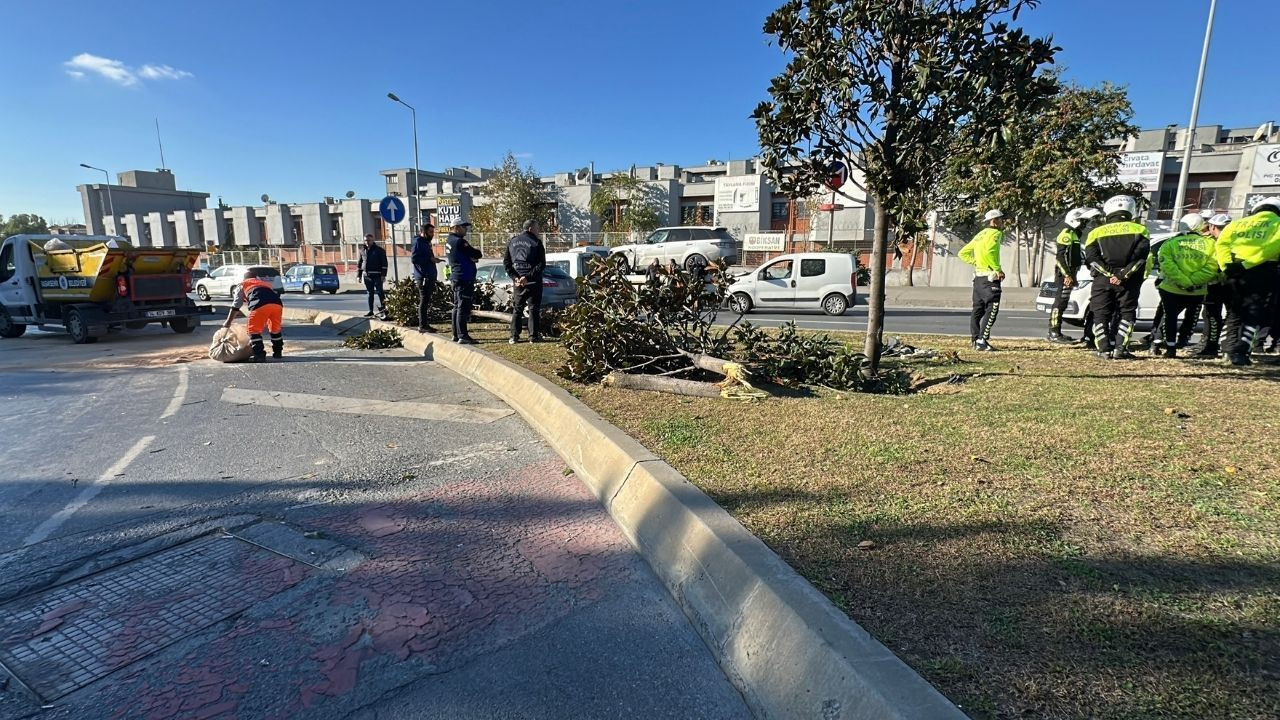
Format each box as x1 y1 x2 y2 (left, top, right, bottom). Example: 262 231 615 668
207 290 1061 339
0 322 748 719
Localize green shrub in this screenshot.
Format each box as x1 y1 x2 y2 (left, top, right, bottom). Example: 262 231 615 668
343 327 403 349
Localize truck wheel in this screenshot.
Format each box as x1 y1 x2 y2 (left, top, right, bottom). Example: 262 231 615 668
0 307 27 338
822 293 849 316
730 293 753 314
302 283 313 295
196 285 210 301
170 316 197 334
66 308 97 344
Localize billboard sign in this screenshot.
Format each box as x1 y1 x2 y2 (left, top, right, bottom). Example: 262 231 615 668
714 176 761 213
1117 151 1164 193
743 233 786 252
436 195 462 228
1251 144 1280 187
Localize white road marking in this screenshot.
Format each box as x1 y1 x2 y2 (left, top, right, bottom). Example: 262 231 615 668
24 435 157 546
160 365 190 419
220 388 513 424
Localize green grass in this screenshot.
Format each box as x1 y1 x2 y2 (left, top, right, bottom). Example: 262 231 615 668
468 322 1280 720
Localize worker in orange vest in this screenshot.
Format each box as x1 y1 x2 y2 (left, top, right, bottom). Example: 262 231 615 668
224 267 284 362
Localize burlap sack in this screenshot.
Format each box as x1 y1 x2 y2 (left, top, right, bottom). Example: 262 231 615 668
209 325 253 363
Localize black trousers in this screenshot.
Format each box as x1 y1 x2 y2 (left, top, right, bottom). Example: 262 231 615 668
510 281 544 340
1049 271 1073 334
451 281 475 340
416 277 435 328
1195 283 1227 351
1089 275 1142 352
364 274 386 313
970 277 1001 343
1157 290 1202 349
1151 295 1200 345
1222 262 1277 356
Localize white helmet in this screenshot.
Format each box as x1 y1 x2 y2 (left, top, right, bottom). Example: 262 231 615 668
1198 209 1215 220
1064 207 1101 229
1103 195 1137 219
1250 196 1280 214
1207 213 1232 227
1178 213 1206 234
983 209 1005 222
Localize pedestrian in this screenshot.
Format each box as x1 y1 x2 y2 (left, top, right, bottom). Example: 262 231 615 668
1084 195 1150 360
410 223 442 333
1048 207 1100 344
357 234 388 318
445 219 481 344
223 267 284 362
503 219 546 344
1148 214 1208 354
958 209 1006 352
1189 213 1233 358
1215 196 1280 366
1153 214 1218 359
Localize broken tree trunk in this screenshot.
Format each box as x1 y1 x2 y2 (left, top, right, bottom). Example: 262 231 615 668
603 373 722 398
471 310 513 324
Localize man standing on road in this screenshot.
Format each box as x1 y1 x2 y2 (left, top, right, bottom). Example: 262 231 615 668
1215 196 1280 366
503 219 547 344
1153 214 1219 359
1048 207 1100 343
1189 214 1233 358
959 209 1006 352
357 234 389 319
411 224 441 333
446 220 481 344
1084 195 1150 360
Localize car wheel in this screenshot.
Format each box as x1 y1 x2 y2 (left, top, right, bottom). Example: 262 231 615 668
229 287 238 300
302 282 313 295
170 316 197 334
326 289 338 294
65 307 97 344
0 306 27 338
610 254 630 274
684 253 707 271
822 293 849 316
730 293 753 314
196 285 210 301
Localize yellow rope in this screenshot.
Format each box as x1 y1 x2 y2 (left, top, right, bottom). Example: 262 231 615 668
717 362 768 400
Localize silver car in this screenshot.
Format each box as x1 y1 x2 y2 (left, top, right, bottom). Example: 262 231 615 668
608 226 739 273
475 262 577 309
195 264 284 300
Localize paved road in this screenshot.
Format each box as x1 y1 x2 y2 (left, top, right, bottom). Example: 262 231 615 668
205 291 1067 339
0 324 747 719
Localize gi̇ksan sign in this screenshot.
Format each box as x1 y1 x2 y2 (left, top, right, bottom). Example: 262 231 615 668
1251 144 1280 187
714 176 761 213
743 233 786 252
1117 151 1165 193
436 195 462 227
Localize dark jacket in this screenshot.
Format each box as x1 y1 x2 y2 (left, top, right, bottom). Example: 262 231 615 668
1084 220 1150 281
233 278 283 311
410 234 437 281
358 243 388 276
1054 228 1083 279
446 232 481 283
503 231 546 281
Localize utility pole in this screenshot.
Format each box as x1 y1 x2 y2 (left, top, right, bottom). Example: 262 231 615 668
1172 0 1217 218
79 163 115 232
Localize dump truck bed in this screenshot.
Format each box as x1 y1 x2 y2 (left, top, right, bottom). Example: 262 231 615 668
32 238 200 304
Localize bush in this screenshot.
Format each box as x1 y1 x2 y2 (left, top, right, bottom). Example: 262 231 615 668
343 327 403 349
384 279 451 327
733 322 911 393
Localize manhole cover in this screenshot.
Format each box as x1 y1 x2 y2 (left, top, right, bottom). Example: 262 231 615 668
0 535 309 701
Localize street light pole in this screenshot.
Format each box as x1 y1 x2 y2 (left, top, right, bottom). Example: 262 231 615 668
1172 0 1217 218
388 92 421 283
79 163 115 232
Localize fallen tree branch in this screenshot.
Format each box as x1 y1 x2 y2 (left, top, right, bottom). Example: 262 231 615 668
603 373 723 397
471 309 513 324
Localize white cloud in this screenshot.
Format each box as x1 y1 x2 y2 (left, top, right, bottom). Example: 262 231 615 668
63 54 193 86
139 64 193 81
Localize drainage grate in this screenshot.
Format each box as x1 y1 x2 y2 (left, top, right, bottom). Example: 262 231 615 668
0 535 309 701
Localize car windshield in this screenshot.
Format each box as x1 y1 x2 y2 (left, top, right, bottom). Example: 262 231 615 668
548 260 571 274
252 267 280 277
545 267 571 279
711 229 735 242
315 266 337 275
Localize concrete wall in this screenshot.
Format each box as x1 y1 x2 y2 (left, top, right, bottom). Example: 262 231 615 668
120 214 148 246
230 207 261 247
338 199 373 243
199 209 226 248
145 211 175 247
77 183 208 237
264 204 295 246
298 203 331 245
171 210 200 248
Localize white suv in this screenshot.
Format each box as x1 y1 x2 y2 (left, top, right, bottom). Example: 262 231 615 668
609 227 739 273
194 264 284 300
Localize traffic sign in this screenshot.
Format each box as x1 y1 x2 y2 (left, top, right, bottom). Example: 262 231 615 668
824 160 848 191
379 195 406 225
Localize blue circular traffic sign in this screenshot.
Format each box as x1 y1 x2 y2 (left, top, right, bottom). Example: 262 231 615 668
379 196 406 225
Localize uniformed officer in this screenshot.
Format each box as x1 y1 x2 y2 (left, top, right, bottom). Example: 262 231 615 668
1188 213 1232 358
1215 196 1280 366
1048 207 1100 343
959 209 1006 352
1084 195 1150 360
503 219 547 344
1153 214 1219 358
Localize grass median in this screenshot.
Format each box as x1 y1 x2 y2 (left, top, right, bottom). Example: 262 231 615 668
466 321 1279 720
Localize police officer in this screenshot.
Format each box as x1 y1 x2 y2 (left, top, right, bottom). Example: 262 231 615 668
1153 214 1219 358
356 234 389 318
1084 195 1150 360
445 219 482 344
410 223 441 333
503 219 547 344
1048 207 1100 343
1189 213 1233 358
959 209 1006 352
1148 214 1208 354
1215 196 1280 366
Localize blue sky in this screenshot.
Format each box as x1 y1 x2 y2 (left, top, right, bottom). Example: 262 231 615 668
0 0 1269 222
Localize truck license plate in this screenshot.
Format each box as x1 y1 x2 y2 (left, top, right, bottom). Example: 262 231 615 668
145 309 177 318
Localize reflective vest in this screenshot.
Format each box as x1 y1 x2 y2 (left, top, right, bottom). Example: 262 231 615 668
1215 210 1280 269
959 227 1003 274
1156 232 1218 296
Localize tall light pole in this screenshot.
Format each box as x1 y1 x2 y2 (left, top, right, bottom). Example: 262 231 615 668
388 92 421 283
79 163 115 232
1172 0 1217 218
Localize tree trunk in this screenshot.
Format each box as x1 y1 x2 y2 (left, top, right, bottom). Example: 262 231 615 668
1014 222 1025 287
603 373 722 398
863 202 890 373
904 239 915 286
676 351 736 376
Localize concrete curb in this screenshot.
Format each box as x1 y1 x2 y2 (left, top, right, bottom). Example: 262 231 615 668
284 307 967 720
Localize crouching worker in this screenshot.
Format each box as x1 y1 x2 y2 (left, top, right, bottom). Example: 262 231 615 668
224 268 284 362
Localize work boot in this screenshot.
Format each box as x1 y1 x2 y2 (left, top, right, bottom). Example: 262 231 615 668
1151 345 1164 357
250 352 267 363
530 336 546 344
1190 343 1218 358
975 340 995 352
1228 353 1251 367
1046 331 1074 344
1111 348 1137 360
1093 350 1112 360
417 324 437 334
1164 346 1178 359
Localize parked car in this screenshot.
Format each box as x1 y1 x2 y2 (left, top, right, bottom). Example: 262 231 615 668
1033 232 1173 326
727 252 857 316
194 264 284 301
609 227 739 273
282 264 340 294
545 246 610 281
191 267 209 281
474 261 577 309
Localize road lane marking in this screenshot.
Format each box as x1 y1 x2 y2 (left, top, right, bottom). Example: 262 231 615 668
220 388 513 424
160 365 190 419
24 435 157 546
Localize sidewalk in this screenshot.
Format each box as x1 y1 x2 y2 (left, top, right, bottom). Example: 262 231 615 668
881 285 1041 310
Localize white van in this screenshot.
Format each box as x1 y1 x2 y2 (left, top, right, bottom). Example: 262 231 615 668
727 252 857 316
544 246 610 281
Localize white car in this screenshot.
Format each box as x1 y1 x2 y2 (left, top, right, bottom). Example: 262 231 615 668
545 246 610 281
194 264 284 301
727 252 857 316
1034 234 1174 325
609 227 739 273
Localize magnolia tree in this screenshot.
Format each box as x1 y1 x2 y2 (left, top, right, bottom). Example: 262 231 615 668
753 0 1058 371
938 79 1145 285
589 175 666 234
473 152 557 235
